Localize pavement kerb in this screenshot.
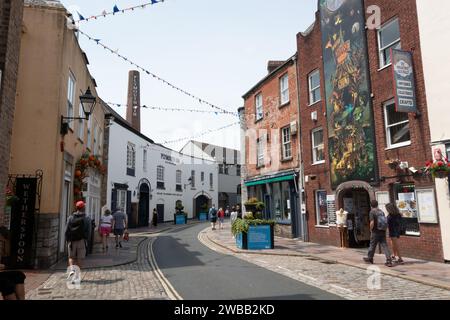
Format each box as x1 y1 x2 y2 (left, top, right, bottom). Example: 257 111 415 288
202 228 450 292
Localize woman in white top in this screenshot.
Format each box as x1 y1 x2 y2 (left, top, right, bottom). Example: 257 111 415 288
99 210 114 251
230 206 238 238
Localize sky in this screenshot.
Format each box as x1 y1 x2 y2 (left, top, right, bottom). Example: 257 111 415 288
60 0 318 152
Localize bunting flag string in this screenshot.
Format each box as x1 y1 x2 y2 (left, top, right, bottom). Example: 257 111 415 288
162 122 240 145
107 102 236 116
77 29 237 116
74 1 165 23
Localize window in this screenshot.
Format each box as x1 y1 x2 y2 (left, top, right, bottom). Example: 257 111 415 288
176 170 182 192
219 164 224 174
394 184 420 236
191 170 195 188
87 117 92 150
308 70 321 105
127 143 136 176
209 173 213 189
98 130 103 156
224 165 229 175
315 190 328 226
282 126 292 160
255 93 263 121
384 100 411 148
312 128 325 164
257 138 265 168
236 165 241 177
201 172 205 182
116 190 127 213
378 18 401 68
280 74 289 105
143 150 147 172
77 103 84 141
93 122 98 153
157 166 165 189
67 72 76 130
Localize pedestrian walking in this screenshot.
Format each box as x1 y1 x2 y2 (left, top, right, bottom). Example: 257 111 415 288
65 201 91 281
236 205 242 219
225 206 230 218
99 209 113 252
386 203 404 265
363 200 393 267
112 207 128 249
0 229 26 300
218 207 225 230
209 204 218 230
152 208 158 227
230 206 238 239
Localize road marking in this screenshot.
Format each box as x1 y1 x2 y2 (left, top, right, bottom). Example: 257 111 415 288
147 238 183 301
329 284 353 294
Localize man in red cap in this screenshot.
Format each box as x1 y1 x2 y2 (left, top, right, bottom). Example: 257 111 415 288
65 200 92 283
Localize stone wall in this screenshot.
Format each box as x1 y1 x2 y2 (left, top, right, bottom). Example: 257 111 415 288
35 213 59 268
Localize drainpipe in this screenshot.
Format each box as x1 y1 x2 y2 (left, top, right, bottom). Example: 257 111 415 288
293 54 307 242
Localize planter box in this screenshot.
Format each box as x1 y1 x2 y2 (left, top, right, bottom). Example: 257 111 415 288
236 224 274 250
198 212 208 221
174 214 187 225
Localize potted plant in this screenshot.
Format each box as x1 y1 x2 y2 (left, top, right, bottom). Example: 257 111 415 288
231 215 275 250
425 160 450 179
199 203 209 221
5 187 19 206
244 198 265 217
174 202 187 225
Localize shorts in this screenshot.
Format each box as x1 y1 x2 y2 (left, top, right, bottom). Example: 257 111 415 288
0 271 26 296
211 217 217 223
389 233 401 239
219 218 225 223
100 225 112 236
114 229 125 236
68 240 86 260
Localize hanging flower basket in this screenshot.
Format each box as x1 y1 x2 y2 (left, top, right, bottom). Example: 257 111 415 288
73 151 105 203
425 160 450 179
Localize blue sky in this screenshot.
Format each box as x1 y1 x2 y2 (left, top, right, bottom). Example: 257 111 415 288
61 0 318 151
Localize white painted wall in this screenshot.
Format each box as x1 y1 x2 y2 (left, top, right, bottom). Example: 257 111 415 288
417 2 450 261
106 120 218 223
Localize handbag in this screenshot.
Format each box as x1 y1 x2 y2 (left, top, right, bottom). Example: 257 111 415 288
123 231 129 241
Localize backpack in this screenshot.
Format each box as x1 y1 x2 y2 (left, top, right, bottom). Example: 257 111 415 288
66 215 85 241
210 208 217 218
375 210 388 231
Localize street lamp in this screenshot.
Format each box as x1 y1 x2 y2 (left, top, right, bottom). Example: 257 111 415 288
61 87 97 135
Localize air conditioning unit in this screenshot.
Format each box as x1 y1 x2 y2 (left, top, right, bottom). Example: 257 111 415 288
290 121 298 135
311 111 318 121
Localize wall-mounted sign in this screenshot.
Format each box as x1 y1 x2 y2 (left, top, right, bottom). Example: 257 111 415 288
392 49 418 113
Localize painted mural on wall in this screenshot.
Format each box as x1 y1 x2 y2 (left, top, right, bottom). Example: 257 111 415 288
319 0 377 188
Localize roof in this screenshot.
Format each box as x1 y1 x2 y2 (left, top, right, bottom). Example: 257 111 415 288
242 54 297 99
180 140 241 164
24 0 65 9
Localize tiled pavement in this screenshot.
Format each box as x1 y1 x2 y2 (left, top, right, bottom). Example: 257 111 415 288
200 222 450 300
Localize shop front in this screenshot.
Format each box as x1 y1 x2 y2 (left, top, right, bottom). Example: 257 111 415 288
245 171 301 239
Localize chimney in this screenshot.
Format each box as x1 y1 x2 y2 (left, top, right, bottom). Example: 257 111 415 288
126 70 141 132
267 61 285 74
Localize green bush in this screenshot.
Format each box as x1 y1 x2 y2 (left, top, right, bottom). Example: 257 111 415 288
231 218 275 236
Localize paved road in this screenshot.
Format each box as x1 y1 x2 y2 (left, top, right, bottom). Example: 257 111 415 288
152 223 341 300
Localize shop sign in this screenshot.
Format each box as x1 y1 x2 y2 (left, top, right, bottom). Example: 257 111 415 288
392 49 418 113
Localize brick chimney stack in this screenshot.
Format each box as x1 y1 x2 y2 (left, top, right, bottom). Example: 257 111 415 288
126 70 141 132
267 61 285 74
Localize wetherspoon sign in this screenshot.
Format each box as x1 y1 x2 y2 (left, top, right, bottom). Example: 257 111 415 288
392 49 418 113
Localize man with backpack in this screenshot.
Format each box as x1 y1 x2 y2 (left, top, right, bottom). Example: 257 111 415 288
364 200 393 267
65 201 92 279
209 205 218 230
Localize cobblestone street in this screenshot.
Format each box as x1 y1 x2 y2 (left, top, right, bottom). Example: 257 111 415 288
26 236 169 300
200 224 450 300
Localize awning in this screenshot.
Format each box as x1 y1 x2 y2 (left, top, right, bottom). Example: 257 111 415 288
245 173 296 187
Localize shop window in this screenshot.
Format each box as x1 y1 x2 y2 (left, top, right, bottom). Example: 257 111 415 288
394 184 420 236
378 18 401 68
384 100 411 148
315 190 328 226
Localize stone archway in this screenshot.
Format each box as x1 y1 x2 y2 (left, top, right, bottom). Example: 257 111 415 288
336 181 376 207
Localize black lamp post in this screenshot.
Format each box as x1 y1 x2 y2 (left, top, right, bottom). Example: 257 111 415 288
61 87 97 135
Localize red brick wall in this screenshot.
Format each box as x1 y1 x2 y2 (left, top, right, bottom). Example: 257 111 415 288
297 1 444 261
243 61 300 179
0 0 24 232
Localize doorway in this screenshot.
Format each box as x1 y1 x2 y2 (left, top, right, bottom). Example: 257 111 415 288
138 184 150 227
157 204 165 223
195 195 210 218
341 189 371 248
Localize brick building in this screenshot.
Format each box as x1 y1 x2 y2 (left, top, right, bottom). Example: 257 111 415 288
242 56 304 239
0 0 24 259
297 0 442 261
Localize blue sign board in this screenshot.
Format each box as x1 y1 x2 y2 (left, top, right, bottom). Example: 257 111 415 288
236 233 244 249
199 213 208 221
247 225 272 250
175 215 186 225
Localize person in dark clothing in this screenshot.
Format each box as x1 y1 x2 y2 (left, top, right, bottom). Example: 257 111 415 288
236 205 242 219
386 203 404 265
363 200 393 267
0 266 26 300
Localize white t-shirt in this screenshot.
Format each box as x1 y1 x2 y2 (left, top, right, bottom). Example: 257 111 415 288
100 215 113 227
230 211 238 224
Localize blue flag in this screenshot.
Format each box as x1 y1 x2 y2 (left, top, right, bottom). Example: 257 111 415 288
113 5 120 14
77 11 85 20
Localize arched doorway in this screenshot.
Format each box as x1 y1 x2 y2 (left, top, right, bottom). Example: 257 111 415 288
336 181 375 248
138 181 150 227
193 192 212 219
